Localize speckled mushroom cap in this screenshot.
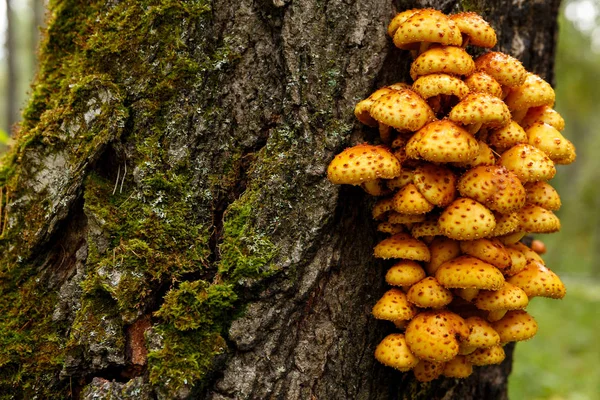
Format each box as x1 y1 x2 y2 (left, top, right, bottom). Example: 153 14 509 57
488 120 528 153
457 165 526 214
393 9 462 50
425 237 462 275
526 122 575 163
327 144 401 185
435 255 504 290
498 144 556 183
442 355 473 378
377 222 405 235
498 231 527 245
392 183 435 215
388 9 421 37
554 143 577 165
387 169 414 190
520 105 565 131
410 45 475 80
463 72 503 98
412 74 470 100
407 277 453 308
459 238 511 269
507 261 566 299
412 163 457 207
524 181 561 210
374 333 419 371
405 311 462 362
374 233 431 261
387 212 426 224
466 345 506 366
502 246 528 276
474 282 529 312
460 316 500 352
370 89 436 131
450 12 497 48
489 212 519 237
516 204 560 233
474 52 528 87
411 217 441 238
354 87 395 127
372 197 394 220
452 140 496 169
385 260 427 287
448 92 511 129
507 242 545 266
372 288 418 322
438 198 497 240
491 310 538 344
406 120 480 163
413 360 445 382
504 73 555 112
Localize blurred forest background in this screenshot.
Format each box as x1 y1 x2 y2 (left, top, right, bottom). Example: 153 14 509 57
0 1 596 399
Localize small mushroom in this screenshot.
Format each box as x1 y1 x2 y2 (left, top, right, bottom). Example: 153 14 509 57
466 345 506 366
491 310 538 344
411 216 441 239
413 360 445 382
516 204 561 233
474 282 529 322
526 122 576 163
412 73 470 115
524 181 561 211
489 212 519 237
410 45 475 80
450 12 497 48
327 144 401 185
449 92 511 133
520 105 565 131
373 233 431 261
354 87 395 127
474 52 528 89
385 260 427 288
498 144 556 183
392 183 436 215
405 311 463 362
412 163 457 207
505 74 556 123
377 222 405 235
507 261 566 299
406 120 480 163
463 72 503 98
407 277 454 309
372 197 394 220
438 198 497 240
488 120 528 153
502 245 528 276
507 242 546 266
452 140 496 169
435 255 505 291
374 333 420 371
459 316 500 355
393 9 462 54
372 288 418 322
459 238 511 269
425 237 462 275
387 212 427 224
442 355 473 378
370 89 436 132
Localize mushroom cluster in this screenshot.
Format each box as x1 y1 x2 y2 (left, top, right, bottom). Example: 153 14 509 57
327 9 571 381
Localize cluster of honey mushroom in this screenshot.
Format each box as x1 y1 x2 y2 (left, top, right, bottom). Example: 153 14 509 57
327 9 572 381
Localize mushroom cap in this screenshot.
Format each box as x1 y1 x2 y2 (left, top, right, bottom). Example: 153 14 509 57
442 355 473 378
425 237 462 275
507 261 566 299
502 245 528 276
327 144 401 185
372 288 418 322
392 183 436 214
491 310 538 344
393 9 462 50
410 45 475 80
388 9 421 37
411 217 442 239
516 204 561 233
370 89 436 131
466 345 506 366
413 163 457 207
374 233 431 261
354 87 395 127
438 198 497 240
463 71 503 98
489 212 519 237
413 360 445 382
377 222 405 235
386 169 414 190
498 144 556 183
450 12 497 48
452 140 496 169
436 255 505 290
504 74 555 112
412 73 470 100
460 316 500 351
406 120 480 163
526 122 575 162
457 165 527 214
524 181 561 210
387 212 427 224
553 143 577 165
459 238 511 269
405 311 462 362
520 105 565 131
385 260 427 287
507 242 546 265
448 92 511 129
474 52 528 87
407 277 454 308
374 333 420 371
498 231 527 245
474 282 529 311
372 197 394 220
488 120 528 153
361 179 391 197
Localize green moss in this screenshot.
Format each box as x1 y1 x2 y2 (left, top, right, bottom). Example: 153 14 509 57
459 0 485 13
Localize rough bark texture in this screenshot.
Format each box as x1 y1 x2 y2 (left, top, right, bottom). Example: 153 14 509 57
0 0 560 399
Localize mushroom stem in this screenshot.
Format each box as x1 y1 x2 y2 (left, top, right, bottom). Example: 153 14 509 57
419 41 431 55
461 34 471 48
379 123 392 143
487 309 508 322
468 122 483 135
511 108 528 124
456 288 480 302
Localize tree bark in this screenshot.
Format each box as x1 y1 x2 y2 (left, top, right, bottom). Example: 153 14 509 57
0 0 560 399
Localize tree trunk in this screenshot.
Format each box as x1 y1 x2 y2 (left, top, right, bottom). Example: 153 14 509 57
0 0 560 399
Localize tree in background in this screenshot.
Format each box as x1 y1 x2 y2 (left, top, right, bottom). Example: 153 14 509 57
0 0 561 399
